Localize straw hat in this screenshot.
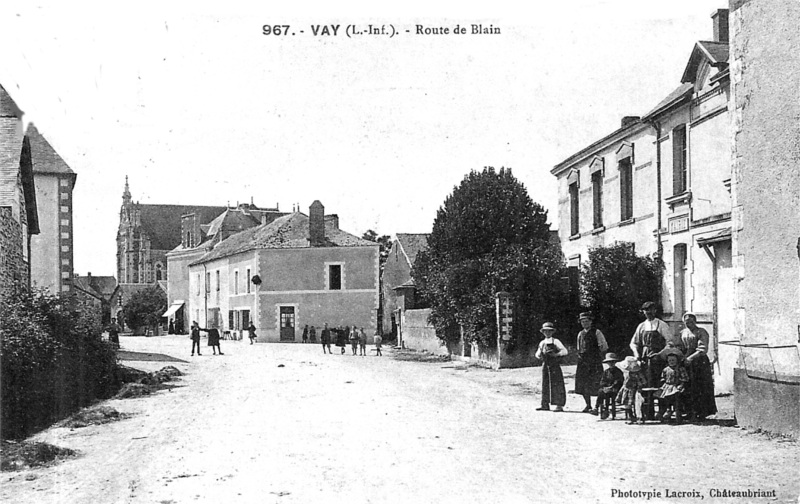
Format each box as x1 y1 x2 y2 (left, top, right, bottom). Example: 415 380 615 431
540 322 556 334
602 352 620 363
616 356 641 372
578 312 594 321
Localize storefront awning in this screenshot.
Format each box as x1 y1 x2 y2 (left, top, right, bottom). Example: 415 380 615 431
696 227 731 247
162 300 185 318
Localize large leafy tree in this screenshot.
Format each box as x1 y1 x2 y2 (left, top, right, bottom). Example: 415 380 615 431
122 287 167 334
412 167 566 350
580 242 663 352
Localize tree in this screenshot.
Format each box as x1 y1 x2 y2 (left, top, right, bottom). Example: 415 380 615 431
122 287 167 335
580 242 664 352
412 166 566 351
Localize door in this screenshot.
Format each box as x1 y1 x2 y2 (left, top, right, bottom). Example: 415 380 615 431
280 306 295 341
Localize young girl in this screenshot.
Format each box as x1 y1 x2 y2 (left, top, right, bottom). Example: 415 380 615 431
616 356 647 423
534 322 568 412
656 347 689 423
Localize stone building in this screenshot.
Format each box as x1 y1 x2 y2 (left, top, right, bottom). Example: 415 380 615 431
551 9 735 391
27 123 77 294
381 233 429 343
72 272 117 324
0 84 39 299
729 0 800 437
186 201 379 342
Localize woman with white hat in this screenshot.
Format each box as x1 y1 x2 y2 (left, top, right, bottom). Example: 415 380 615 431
534 322 568 412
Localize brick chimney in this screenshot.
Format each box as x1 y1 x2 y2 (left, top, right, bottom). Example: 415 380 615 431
309 201 325 246
621 116 640 129
711 9 729 43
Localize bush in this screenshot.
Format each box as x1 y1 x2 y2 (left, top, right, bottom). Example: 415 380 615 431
0 286 119 440
580 243 663 353
121 286 167 334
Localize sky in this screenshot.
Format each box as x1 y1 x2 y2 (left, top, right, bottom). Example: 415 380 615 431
0 0 728 276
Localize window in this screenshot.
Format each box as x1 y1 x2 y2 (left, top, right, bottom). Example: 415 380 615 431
229 310 235 331
216 270 220 291
592 171 603 229
234 270 239 295
674 244 687 317
242 310 250 328
197 274 201 295
569 182 579 236
246 268 251 293
619 158 633 221
328 264 342 290
206 272 211 293
672 125 687 195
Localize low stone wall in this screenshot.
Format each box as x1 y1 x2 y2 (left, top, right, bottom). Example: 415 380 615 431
401 309 449 356
734 367 800 438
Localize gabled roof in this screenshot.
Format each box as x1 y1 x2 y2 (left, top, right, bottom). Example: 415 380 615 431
73 275 117 300
138 204 226 251
681 41 729 84
641 83 694 120
395 233 429 267
192 212 375 265
26 123 75 176
0 84 23 118
200 208 261 239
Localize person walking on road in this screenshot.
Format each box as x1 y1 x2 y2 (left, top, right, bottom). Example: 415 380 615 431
349 325 359 355
358 327 367 356
374 331 383 356
535 322 568 412
207 327 224 355
190 321 203 356
106 318 122 347
321 323 332 354
309 325 317 343
247 322 257 345
336 326 348 354
302 324 309 344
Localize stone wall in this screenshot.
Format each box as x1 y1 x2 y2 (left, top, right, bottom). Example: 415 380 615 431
401 309 448 355
0 207 26 300
730 0 800 437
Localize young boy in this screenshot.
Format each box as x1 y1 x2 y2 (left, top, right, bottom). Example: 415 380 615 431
596 353 624 419
534 322 568 412
374 331 383 356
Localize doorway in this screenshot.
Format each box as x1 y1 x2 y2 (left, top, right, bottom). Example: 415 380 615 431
280 306 295 341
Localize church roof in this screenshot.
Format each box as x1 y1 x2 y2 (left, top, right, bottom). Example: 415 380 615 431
192 212 375 265
395 233 429 267
138 204 226 251
26 124 75 176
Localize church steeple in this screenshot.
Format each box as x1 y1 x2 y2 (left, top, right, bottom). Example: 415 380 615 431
122 175 131 205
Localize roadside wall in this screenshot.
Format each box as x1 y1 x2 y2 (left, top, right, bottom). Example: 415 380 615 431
401 309 448 355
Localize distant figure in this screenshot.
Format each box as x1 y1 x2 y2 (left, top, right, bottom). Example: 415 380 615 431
168 319 175 335
358 327 367 356
247 322 257 345
336 327 347 354
302 325 309 344
349 325 359 355
309 326 317 343
207 327 224 355
106 318 121 347
374 331 383 357
321 323 332 354
190 321 204 356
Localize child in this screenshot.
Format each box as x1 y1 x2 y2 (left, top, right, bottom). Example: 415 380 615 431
247 322 257 345
616 356 647 424
358 327 367 356
374 331 383 356
349 325 359 355
534 322 568 412
656 347 689 423
596 353 624 419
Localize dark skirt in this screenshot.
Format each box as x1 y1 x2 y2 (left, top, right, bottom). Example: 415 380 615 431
574 355 603 396
686 354 717 418
207 329 220 346
541 356 566 407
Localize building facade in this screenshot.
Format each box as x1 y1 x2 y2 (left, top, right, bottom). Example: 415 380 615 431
551 9 735 392
27 124 76 294
729 0 800 437
381 233 429 342
0 84 39 298
187 201 380 342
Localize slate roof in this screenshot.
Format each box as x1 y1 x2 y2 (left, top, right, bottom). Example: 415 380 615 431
192 212 375 265
0 84 23 118
26 124 75 176
138 204 226 251
73 275 117 300
395 233 429 267
681 41 729 84
641 83 694 120
200 208 262 239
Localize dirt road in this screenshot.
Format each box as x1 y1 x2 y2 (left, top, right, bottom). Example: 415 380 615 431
2 335 798 503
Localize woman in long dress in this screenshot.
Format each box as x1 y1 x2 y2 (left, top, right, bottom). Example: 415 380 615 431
679 313 717 420
573 312 608 414
535 322 568 412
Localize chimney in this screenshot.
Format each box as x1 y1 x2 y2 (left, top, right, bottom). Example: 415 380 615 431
621 116 640 129
309 200 325 246
711 9 729 43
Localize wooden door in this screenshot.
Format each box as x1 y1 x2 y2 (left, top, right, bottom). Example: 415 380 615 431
280 307 295 341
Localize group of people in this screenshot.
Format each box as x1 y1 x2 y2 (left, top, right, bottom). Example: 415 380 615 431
317 323 382 356
536 301 718 424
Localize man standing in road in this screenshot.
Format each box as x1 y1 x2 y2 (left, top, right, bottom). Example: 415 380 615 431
321 323 332 354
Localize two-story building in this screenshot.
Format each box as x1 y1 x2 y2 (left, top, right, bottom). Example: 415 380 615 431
551 9 734 392
380 233 429 343
187 201 380 342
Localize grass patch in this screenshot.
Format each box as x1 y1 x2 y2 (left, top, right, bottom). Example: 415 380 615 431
393 349 451 363
0 441 78 472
